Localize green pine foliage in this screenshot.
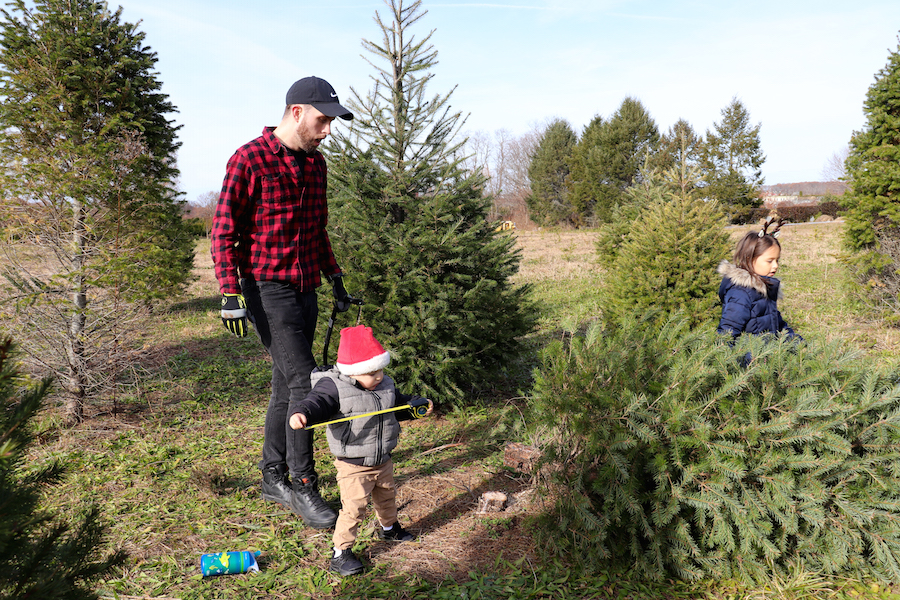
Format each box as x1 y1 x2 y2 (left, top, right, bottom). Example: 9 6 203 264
525 119 578 226
594 174 667 260
843 35 900 275
580 97 660 224
700 97 765 222
0 337 125 598
325 0 536 405
566 115 605 227
0 0 192 297
648 119 704 201
529 314 900 584
599 182 732 327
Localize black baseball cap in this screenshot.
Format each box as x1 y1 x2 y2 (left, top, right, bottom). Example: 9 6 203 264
285 76 353 121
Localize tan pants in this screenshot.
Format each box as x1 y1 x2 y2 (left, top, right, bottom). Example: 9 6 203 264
332 458 398 550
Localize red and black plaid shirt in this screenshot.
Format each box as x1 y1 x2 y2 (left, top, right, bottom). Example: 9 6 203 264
211 127 341 295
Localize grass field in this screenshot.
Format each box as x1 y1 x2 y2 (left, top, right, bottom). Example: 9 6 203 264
22 222 900 599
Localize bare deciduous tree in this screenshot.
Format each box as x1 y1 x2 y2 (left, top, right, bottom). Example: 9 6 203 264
463 124 544 224
821 146 849 182
188 191 219 237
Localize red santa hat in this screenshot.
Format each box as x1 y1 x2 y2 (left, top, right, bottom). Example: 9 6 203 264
335 325 391 376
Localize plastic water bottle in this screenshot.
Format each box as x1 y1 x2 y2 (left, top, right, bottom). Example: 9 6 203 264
200 550 261 576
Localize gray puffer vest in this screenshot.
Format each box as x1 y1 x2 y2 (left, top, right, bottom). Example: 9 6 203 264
311 369 401 467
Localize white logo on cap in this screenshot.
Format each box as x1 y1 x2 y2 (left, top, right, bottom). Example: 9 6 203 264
331 92 338 98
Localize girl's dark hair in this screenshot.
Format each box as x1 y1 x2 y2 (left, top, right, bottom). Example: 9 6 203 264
733 231 780 286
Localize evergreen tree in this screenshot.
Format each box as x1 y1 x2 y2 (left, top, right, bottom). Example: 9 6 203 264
648 118 704 200
600 180 732 327
0 337 125 598
325 0 536 405
583 97 660 224
0 0 192 422
842 35 900 274
700 97 765 221
566 115 605 227
525 119 577 226
530 316 900 584
594 169 667 260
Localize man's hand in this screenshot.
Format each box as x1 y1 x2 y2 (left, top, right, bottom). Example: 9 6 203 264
221 293 249 337
330 274 352 312
289 413 308 430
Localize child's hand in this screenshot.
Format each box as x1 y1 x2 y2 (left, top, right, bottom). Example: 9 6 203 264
408 398 433 418
289 413 307 430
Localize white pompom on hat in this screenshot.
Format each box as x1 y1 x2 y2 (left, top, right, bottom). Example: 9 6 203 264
335 325 391 376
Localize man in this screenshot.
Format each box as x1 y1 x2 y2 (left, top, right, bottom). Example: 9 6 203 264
211 76 353 529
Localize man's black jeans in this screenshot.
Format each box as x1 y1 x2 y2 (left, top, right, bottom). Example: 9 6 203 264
242 278 319 480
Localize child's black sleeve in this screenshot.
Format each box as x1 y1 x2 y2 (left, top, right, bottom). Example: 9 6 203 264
289 378 341 426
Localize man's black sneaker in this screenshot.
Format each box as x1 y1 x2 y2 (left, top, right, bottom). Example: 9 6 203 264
377 522 415 542
330 549 364 576
291 477 338 529
260 465 292 509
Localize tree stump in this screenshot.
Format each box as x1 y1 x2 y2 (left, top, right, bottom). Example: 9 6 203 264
503 442 540 474
476 491 508 513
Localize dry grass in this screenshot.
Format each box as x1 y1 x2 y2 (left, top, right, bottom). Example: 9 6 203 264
19 224 900 597
188 237 218 298
510 221 900 357
512 229 601 282
362 437 542 583
510 230 605 330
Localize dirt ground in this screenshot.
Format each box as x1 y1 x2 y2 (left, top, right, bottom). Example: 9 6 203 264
353 423 544 582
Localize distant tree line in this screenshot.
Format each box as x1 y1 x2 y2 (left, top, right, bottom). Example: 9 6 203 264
525 96 764 227
467 96 765 228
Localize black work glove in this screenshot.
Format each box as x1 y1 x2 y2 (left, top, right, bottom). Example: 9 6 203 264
330 274 352 312
220 293 249 337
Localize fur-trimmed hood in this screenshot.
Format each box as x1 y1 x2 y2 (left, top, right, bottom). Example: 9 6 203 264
717 260 782 300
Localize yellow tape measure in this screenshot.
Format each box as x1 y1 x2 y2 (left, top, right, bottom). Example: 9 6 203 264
306 399 429 429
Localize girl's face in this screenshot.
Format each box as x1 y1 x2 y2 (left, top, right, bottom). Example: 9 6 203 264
752 244 780 277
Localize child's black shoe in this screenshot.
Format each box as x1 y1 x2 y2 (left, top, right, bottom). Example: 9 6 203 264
330 549 364 576
377 522 415 542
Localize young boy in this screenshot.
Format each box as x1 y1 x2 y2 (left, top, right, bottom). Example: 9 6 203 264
288 325 433 576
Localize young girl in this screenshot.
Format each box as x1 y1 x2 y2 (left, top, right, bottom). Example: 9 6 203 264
717 218 801 346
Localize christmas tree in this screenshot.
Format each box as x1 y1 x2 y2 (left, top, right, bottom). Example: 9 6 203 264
530 316 900 583
0 337 125 598
600 179 732 327
325 0 536 404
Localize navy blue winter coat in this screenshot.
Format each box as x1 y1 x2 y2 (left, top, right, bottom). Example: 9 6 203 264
716 261 799 341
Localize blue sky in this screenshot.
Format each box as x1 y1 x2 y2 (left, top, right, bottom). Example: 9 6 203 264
115 0 900 202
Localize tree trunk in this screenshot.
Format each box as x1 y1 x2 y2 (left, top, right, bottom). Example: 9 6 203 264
65 198 87 424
